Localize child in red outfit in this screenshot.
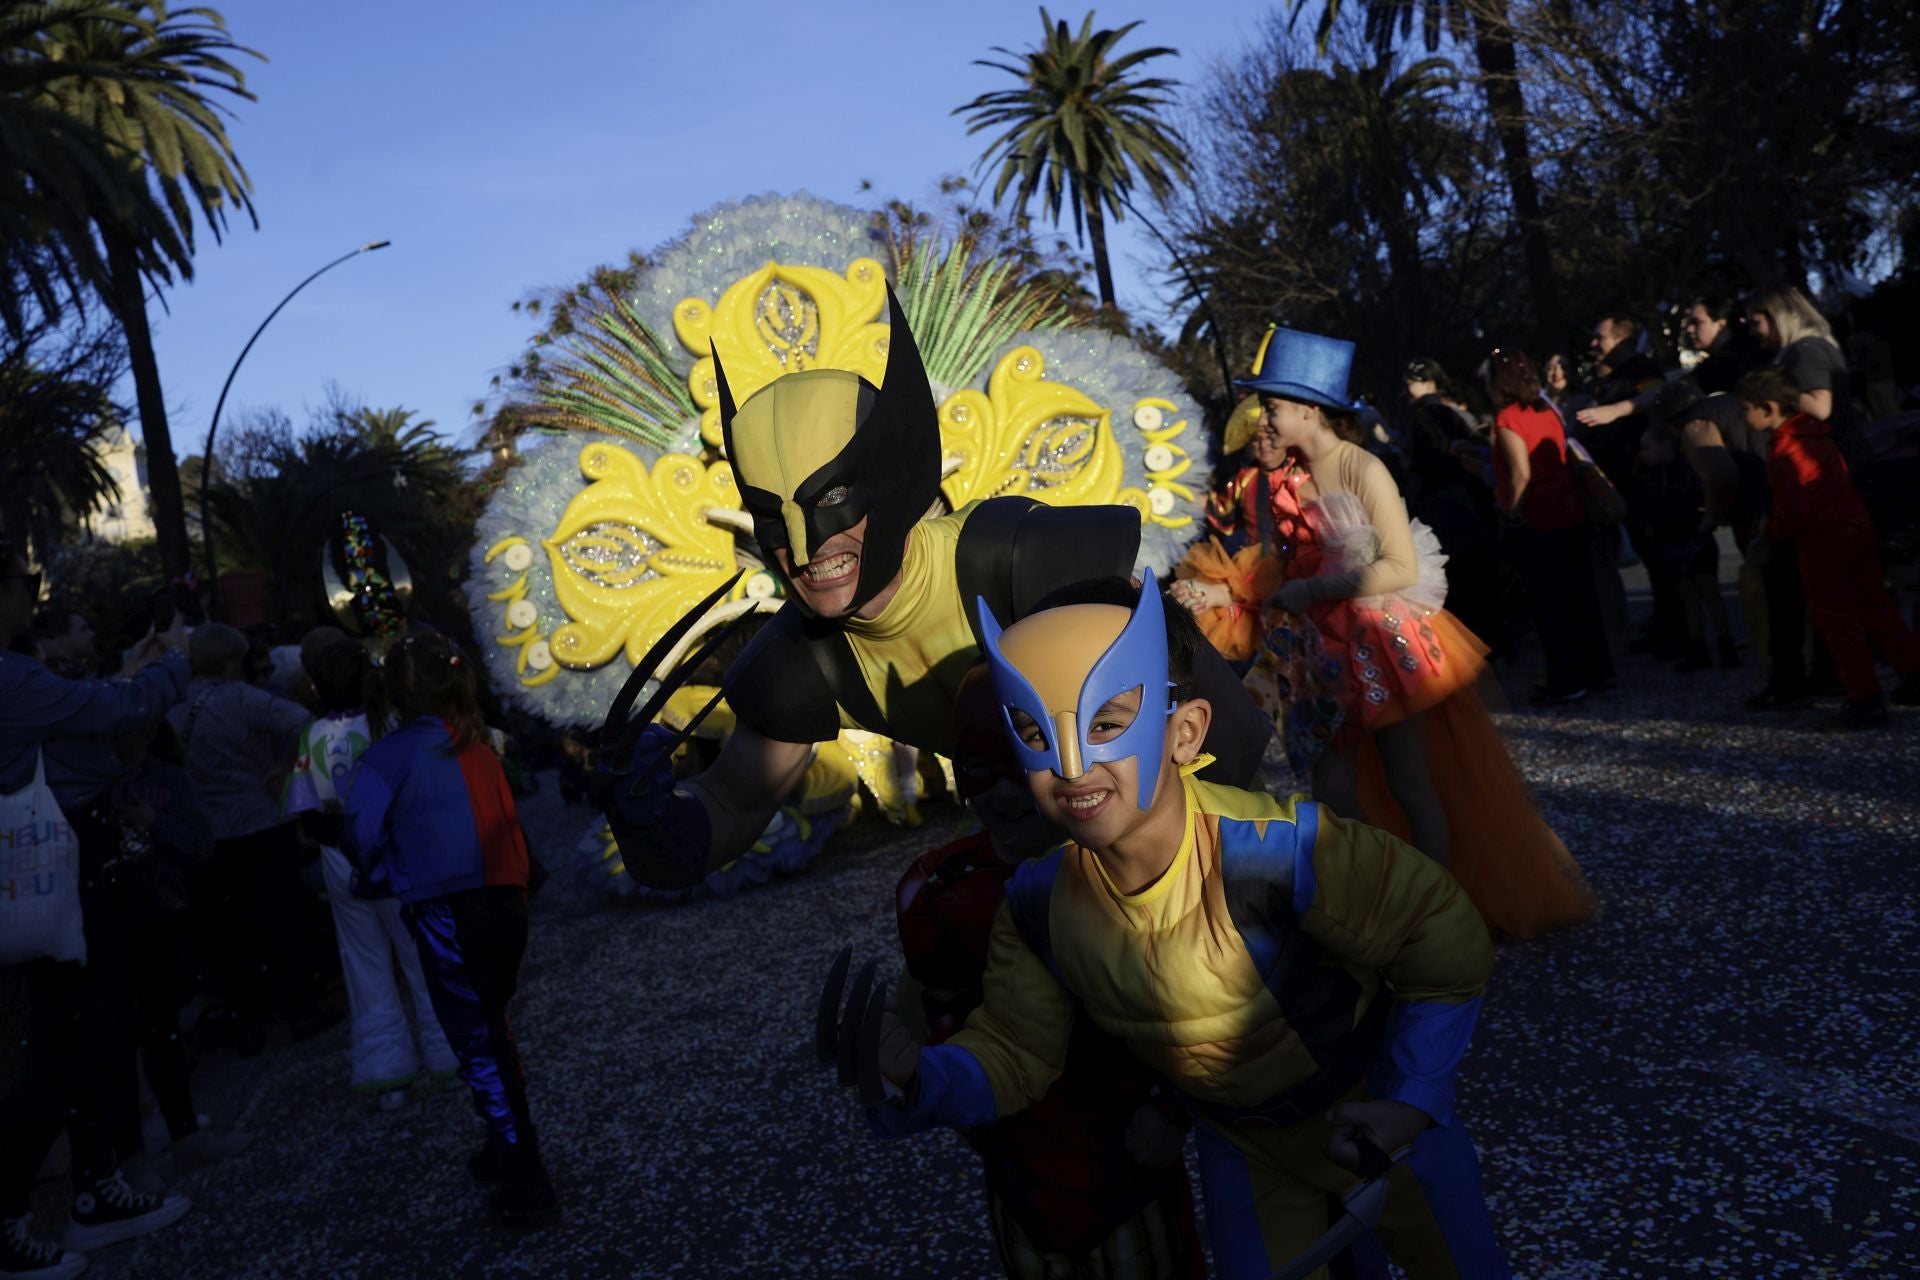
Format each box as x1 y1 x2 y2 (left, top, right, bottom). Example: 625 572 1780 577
1737 367 1920 728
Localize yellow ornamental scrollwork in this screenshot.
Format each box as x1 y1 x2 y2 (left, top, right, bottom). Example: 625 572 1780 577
541 443 742 670
1114 397 1198 530
938 346 1125 511
673 258 891 448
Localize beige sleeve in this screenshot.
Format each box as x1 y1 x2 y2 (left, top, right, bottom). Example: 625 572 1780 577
1314 446 1420 600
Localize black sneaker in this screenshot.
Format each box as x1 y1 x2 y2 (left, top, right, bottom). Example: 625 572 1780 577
63 1170 190 1251
1891 672 1920 707
2 1214 85 1280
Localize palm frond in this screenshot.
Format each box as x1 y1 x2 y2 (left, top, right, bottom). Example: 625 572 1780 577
511 287 695 447
894 234 1073 387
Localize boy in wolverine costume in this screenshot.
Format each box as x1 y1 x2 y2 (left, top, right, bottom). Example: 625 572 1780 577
845 574 1511 1279
891 663 1203 1278
600 289 1270 889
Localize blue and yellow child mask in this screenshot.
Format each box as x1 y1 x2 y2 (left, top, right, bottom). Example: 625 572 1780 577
975 568 1178 810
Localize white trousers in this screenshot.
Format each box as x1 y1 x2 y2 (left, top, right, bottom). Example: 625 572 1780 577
319 845 457 1089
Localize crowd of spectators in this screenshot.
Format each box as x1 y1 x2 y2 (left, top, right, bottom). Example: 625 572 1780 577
1 558 554 1276
1208 285 1920 729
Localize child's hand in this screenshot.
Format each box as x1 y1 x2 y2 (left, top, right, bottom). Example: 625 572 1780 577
817 947 918 1105
1325 1099 1428 1174
874 985 920 1091
1172 580 1230 613
1124 1101 1187 1167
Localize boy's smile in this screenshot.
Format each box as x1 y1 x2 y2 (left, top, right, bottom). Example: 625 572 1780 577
1015 687 1191 859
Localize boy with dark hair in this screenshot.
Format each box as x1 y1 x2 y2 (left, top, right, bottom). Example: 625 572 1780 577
1737 367 1920 728
843 571 1508 1278
888 660 1203 1278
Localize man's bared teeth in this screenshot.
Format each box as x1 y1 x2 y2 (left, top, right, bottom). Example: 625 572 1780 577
1061 791 1109 812
802 552 856 581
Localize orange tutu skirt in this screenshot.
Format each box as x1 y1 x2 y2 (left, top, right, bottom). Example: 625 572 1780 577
1176 538 1285 662
1353 620 1597 940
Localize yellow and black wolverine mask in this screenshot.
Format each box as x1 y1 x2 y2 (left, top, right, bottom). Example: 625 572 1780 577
716 287 940 616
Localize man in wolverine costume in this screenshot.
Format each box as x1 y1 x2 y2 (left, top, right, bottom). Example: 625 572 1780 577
599 289 1271 888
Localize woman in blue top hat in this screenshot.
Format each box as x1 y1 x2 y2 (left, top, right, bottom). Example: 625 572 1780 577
1174 327 1595 940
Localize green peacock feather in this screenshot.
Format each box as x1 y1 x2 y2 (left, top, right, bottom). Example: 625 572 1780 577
518 291 696 449
894 236 1074 388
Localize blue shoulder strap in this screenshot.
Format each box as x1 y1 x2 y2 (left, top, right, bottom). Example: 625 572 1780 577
1216 804 1367 1064
1001 845 1065 982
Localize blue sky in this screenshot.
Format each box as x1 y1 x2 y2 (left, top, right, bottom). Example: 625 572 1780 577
134 0 1273 456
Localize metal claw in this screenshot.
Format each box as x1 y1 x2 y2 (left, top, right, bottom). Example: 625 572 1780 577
623 606 758 747
855 977 890 1106
815 945 853 1066
601 570 743 743
837 959 879 1087
624 683 729 802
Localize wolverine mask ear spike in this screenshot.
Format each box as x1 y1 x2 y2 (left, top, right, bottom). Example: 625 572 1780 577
876 283 932 419
712 340 739 456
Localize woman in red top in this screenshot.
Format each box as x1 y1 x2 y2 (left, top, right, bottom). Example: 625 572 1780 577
1489 350 1614 702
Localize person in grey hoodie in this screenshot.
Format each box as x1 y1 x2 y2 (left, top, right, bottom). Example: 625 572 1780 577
167 623 332 1049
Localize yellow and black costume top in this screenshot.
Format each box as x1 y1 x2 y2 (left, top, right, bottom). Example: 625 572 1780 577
714 289 1270 780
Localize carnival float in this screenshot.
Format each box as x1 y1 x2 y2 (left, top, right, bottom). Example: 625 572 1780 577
464 193 1214 900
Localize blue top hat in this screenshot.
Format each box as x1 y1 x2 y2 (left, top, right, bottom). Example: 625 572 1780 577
1234 326 1364 413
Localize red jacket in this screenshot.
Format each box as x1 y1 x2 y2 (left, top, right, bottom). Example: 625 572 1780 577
1764 413 1872 544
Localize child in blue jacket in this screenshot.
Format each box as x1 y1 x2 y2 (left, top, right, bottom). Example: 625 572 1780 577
344 633 556 1227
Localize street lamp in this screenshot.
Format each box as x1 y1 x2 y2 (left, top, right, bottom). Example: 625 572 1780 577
199 239 391 612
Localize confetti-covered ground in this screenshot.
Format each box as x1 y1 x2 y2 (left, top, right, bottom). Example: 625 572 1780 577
46 572 1920 1278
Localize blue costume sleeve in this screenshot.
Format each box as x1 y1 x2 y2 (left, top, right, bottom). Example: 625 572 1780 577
342 751 398 877
1284 802 1493 1126
1370 995 1485 1128
864 1042 999 1138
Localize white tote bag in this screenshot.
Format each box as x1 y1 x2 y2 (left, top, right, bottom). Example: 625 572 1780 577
0 749 88 965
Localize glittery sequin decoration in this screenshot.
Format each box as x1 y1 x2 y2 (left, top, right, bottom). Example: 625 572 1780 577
470 436 673 727
556 521 661 590
987 328 1214 574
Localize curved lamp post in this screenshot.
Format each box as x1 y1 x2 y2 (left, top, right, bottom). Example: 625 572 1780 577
199 239 391 612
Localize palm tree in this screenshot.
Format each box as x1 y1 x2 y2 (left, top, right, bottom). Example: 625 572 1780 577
1271 55 1475 342
10 2 259 579
202 425 464 625
0 3 167 335
340 405 449 460
955 7 1188 309
0 320 127 558
1295 0 1561 330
